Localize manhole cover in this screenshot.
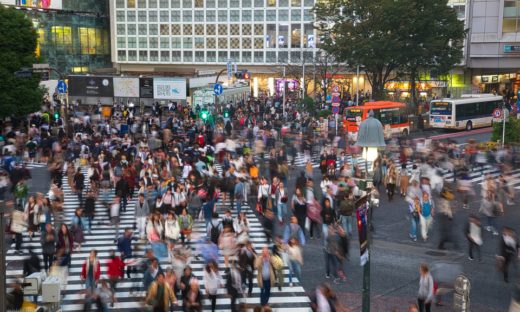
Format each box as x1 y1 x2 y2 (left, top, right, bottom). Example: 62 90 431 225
425 251 447 256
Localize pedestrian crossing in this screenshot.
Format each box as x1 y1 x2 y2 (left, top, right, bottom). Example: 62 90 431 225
23 162 49 169
5 165 311 311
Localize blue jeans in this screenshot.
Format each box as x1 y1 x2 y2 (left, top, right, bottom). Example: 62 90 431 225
236 200 242 216
486 216 497 229
260 279 271 306
325 252 338 277
289 260 302 284
340 215 354 236
277 203 287 222
410 216 418 238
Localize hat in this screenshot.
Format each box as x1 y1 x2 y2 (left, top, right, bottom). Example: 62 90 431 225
338 182 347 188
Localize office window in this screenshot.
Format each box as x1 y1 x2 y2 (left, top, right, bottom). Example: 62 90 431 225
206 0 216 7
266 51 276 62
266 24 276 47
138 0 146 7
195 51 204 62
127 37 137 48
195 0 204 7
242 24 252 35
218 0 227 6
291 51 301 62
149 37 158 48
242 10 252 21
303 51 313 61
207 51 216 62
254 38 263 48
230 51 239 60
230 10 240 21
291 24 301 47
207 24 216 35
160 24 170 35
183 0 192 7
207 37 216 48
171 0 181 7
160 37 170 48
242 0 251 7
195 24 204 35
161 51 170 61
160 11 169 22
218 51 228 62
218 38 228 49
218 10 228 22
278 51 288 62
118 50 126 61
139 51 148 61
183 11 192 22
291 0 300 6
172 11 181 22
304 23 313 47
219 24 228 35
304 0 312 6
230 37 240 48
254 10 264 21
267 0 275 6
195 37 204 48
136 37 146 48
303 9 313 21
254 51 264 62
183 37 193 48
195 11 204 22
116 0 125 8
254 24 263 35
242 51 251 62
279 0 288 6
503 0 520 32
149 24 158 35
278 24 288 48
149 0 157 7
160 0 169 7
172 51 181 61
150 51 159 61
138 11 147 22
230 0 239 6
117 37 126 48
128 50 137 61
266 10 276 21
149 11 158 22
207 11 216 21
127 11 136 22
172 37 181 48
254 0 263 7
184 24 193 34
117 24 126 35
128 24 136 35
230 24 240 35
291 9 301 21
127 0 136 8
242 37 252 48
116 11 125 22
278 9 288 21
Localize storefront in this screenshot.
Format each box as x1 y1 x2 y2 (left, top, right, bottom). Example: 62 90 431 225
385 80 448 100
471 73 519 95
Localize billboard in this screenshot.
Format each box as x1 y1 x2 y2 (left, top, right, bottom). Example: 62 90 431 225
3 0 63 9
113 78 139 98
140 78 154 98
153 78 187 100
68 76 114 97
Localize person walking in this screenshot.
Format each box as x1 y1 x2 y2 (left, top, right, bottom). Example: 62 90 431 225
135 193 150 240
287 237 303 287
146 272 178 312
106 250 125 306
73 167 85 205
419 192 434 242
41 223 56 272
80 249 101 310
203 261 223 312
465 215 482 261
498 227 519 283
417 264 434 312
57 223 74 268
255 247 276 307
226 261 243 312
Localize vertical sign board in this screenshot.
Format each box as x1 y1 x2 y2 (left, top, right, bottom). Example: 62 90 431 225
356 195 369 266
139 78 154 98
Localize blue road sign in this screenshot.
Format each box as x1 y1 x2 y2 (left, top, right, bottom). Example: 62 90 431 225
57 80 67 94
214 83 223 96
332 105 340 114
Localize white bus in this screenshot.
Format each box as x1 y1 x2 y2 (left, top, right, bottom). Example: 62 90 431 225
429 94 504 131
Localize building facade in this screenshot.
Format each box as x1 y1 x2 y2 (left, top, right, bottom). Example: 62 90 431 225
467 0 520 94
1 0 111 76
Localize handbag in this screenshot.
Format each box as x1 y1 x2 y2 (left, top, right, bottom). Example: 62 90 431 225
38 213 47 224
267 198 273 210
256 202 263 213
304 217 311 232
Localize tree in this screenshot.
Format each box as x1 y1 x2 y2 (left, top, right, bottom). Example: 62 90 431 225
313 50 345 102
0 6 45 118
492 118 520 144
314 0 466 101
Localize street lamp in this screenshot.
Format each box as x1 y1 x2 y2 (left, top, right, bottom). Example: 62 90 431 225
355 110 386 312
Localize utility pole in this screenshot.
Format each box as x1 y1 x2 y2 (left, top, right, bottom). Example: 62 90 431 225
282 65 286 117
302 59 306 99
356 65 360 106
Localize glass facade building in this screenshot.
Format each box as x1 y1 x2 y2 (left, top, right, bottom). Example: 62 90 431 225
2 0 111 76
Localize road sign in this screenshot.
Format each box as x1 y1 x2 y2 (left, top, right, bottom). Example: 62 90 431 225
57 80 67 94
332 106 340 114
332 85 339 93
227 60 232 79
32 63 50 73
493 108 502 118
213 83 223 96
332 92 341 104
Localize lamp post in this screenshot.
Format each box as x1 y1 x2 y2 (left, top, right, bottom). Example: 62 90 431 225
355 110 386 312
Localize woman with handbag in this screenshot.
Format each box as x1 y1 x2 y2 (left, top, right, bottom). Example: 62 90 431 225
164 212 181 245
275 182 288 223
178 208 193 246
71 208 85 251
291 187 307 233
409 196 421 242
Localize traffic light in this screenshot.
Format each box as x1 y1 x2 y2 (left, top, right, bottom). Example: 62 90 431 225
223 110 229 118
200 110 209 121
53 111 60 120
235 70 250 80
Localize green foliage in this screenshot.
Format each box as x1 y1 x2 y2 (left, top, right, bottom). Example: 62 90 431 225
314 0 466 101
492 118 520 144
318 109 332 118
299 96 317 116
0 6 45 118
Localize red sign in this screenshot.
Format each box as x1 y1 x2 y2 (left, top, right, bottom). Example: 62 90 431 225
493 108 502 118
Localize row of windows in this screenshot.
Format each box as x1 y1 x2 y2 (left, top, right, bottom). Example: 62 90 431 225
117 50 313 62
503 0 520 32
44 26 110 55
117 36 315 49
455 101 502 120
115 9 313 23
116 23 315 37
117 0 314 9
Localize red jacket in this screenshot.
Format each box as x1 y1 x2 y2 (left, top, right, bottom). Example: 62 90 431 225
80 259 101 281
106 256 125 278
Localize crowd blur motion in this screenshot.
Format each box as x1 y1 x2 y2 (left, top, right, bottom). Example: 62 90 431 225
1 96 519 312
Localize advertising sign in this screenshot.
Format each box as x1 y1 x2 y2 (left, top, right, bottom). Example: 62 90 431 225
68 76 114 97
307 34 315 48
278 36 285 47
140 78 154 98
153 78 187 100
4 0 62 9
114 78 140 98
356 195 369 266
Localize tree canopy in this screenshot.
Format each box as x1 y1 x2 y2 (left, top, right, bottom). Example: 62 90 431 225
314 0 466 101
0 6 45 118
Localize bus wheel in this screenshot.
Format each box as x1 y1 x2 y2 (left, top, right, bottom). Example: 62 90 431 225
466 121 473 131
402 129 409 137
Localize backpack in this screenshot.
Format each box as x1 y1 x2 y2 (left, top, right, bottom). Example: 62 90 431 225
339 198 354 216
210 222 221 244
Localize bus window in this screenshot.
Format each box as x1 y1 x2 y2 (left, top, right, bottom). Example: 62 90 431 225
430 101 452 115
379 111 393 125
346 109 363 122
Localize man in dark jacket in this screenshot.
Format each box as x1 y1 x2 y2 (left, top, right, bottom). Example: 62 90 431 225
115 177 129 212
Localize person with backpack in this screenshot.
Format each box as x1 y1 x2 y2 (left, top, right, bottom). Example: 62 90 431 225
283 216 306 246
338 190 355 237
208 212 222 245
73 167 85 205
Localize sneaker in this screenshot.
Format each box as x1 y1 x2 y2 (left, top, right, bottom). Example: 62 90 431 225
468 257 474 261
493 231 499 236
289 283 293 287
325 274 331 279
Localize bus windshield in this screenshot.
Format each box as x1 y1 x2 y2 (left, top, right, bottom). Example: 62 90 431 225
346 109 363 122
430 101 452 115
